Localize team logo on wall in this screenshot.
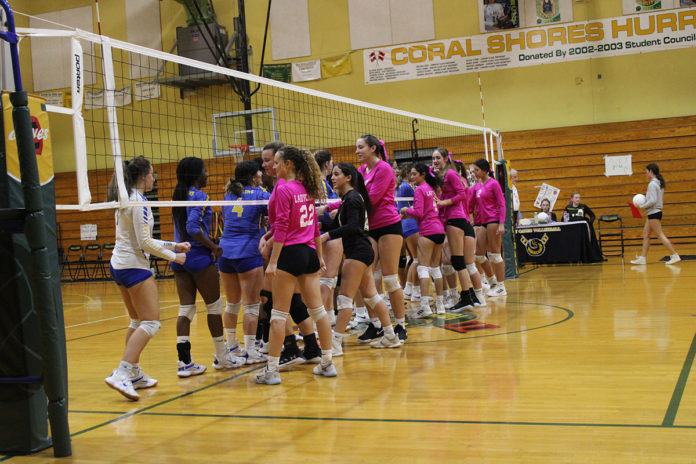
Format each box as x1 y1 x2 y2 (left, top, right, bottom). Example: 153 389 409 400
520 233 549 256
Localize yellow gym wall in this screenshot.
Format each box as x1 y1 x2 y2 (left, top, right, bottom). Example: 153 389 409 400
9 0 696 174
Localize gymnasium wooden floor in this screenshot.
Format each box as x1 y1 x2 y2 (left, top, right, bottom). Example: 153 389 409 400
3 246 696 463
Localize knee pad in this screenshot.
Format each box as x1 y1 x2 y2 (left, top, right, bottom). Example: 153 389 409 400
319 276 338 289
441 264 455 276
178 304 196 321
138 320 161 337
270 308 289 323
373 269 383 280
399 256 407 269
383 274 400 292
475 255 487 264
412 258 419 265
488 252 503 264
430 266 442 279
289 293 310 324
466 263 479 276
417 265 430 280
363 294 383 310
336 294 353 311
206 297 223 316
244 302 260 317
451 255 465 271
225 300 241 315
308 305 327 322
128 318 140 330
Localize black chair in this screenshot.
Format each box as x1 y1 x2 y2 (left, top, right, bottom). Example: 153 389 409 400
598 215 624 258
62 244 85 281
97 243 115 280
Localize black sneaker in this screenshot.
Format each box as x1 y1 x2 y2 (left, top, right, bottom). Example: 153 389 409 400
357 323 383 343
469 287 482 307
302 344 322 364
394 324 407 345
451 290 474 313
279 344 306 370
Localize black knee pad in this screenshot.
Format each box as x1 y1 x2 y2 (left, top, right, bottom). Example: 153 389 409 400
399 255 408 269
289 293 310 324
451 255 466 271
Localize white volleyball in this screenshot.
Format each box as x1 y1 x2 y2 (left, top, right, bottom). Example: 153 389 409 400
537 212 549 223
633 194 646 208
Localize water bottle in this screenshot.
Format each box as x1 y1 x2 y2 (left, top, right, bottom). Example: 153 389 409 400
563 211 569 222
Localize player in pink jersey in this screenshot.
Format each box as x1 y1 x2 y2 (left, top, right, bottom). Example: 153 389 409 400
470 158 507 297
401 163 446 316
432 149 486 311
255 146 337 385
354 134 408 344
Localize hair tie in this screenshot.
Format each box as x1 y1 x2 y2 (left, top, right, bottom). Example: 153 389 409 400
448 151 453 163
379 139 388 161
428 165 436 177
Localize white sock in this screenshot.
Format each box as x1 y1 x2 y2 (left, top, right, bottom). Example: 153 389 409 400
225 328 237 346
437 295 444 304
118 360 133 374
321 349 332 366
371 317 382 329
395 317 405 326
212 336 227 358
244 335 255 352
404 282 412 293
383 324 395 339
267 356 280 371
356 306 368 317
489 275 498 286
177 336 190 344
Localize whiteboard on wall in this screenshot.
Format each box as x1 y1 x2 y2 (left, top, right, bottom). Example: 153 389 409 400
126 0 162 80
271 0 311 60
349 0 434 50
30 6 96 92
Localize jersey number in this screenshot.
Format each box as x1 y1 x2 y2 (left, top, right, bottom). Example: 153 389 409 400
232 204 244 217
299 204 315 227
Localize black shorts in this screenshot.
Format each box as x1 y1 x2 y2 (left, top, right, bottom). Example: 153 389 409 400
446 218 476 238
648 211 663 220
369 221 403 241
345 242 375 267
481 221 499 227
277 244 320 277
424 233 446 245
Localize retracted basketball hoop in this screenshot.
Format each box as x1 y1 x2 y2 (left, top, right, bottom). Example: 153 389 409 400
229 144 249 161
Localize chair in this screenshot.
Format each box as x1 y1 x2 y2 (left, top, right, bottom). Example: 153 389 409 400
598 215 624 258
61 244 85 281
83 243 104 280
97 243 115 280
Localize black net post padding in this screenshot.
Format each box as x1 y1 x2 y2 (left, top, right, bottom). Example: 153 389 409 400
495 158 519 280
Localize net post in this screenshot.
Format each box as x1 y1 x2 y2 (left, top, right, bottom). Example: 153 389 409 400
71 36 91 208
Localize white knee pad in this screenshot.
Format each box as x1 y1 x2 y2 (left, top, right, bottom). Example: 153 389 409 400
412 258 419 265
363 294 383 309
336 294 354 311
430 266 443 279
138 320 161 337
373 269 383 280
206 297 223 315
308 305 327 322
225 300 241 315
417 265 430 280
383 274 400 292
128 318 140 330
319 276 338 289
488 252 503 264
441 264 455 276
270 308 289 323
466 263 479 276
244 302 260 317
475 255 487 264
178 304 196 321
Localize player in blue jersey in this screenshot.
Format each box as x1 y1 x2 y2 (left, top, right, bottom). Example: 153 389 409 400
219 161 270 364
171 157 245 378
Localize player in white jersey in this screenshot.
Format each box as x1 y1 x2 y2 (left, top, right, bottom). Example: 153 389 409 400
104 156 190 401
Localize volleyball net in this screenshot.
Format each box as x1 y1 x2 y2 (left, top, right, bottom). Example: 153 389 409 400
17 27 502 210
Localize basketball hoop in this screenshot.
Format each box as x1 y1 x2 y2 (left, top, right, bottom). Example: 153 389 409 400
229 144 249 161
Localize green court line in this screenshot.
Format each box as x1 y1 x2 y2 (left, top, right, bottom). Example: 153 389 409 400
662 331 696 426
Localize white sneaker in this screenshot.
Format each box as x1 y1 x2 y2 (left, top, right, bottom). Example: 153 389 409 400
328 309 337 327
487 284 507 297
228 344 247 359
666 254 681 265
481 277 490 292
436 298 446 314
410 292 421 303
255 367 281 385
403 285 412 299
105 369 139 401
630 256 646 265
130 366 157 390
213 352 246 370
177 360 207 378
256 339 269 354
313 362 338 377
412 304 433 319
370 335 401 349
331 335 344 357
353 311 370 325
245 349 268 364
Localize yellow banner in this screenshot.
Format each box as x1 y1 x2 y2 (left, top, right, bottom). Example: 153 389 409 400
2 92 54 186
321 54 353 78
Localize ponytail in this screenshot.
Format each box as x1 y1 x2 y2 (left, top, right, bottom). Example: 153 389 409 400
646 163 666 188
414 162 443 191
335 162 373 216
277 146 324 200
226 160 259 196
172 157 206 236
359 134 387 161
107 156 151 202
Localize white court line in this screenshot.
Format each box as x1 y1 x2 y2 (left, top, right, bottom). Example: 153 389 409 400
65 303 180 329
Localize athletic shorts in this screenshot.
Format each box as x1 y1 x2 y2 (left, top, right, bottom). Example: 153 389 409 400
369 221 403 241
277 244 320 277
171 247 214 274
423 233 446 245
345 241 375 267
447 218 476 238
481 221 500 227
648 211 663 220
218 255 263 274
109 264 152 288
401 218 419 239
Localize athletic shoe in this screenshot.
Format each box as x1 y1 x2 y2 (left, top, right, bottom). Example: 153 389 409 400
245 350 268 365
130 366 157 390
410 292 421 303
105 369 139 401
357 323 383 343
328 309 337 327
435 299 446 314
666 254 681 265
256 339 269 354
481 277 491 292
403 285 412 299
177 360 207 378
279 345 306 370
451 291 474 313
228 344 247 359
303 344 322 364
254 367 281 385
313 362 338 377
444 293 457 310
470 288 486 307
353 311 370 325
487 284 507 297
213 352 246 370
331 335 344 357
370 335 401 349
394 324 408 344
412 306 433 318
630 256 646 265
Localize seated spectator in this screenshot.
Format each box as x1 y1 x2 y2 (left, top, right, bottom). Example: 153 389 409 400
539 198 557 222
564 192 595 223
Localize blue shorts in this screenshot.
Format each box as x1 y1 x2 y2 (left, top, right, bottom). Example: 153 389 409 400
402 218 419 239
218 255 263 274
110 264 152 288
170 248 214 274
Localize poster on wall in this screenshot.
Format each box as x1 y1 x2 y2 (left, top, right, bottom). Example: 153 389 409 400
681 0 696 6
480 0 520 33
535 0 560 24
622 0 680 14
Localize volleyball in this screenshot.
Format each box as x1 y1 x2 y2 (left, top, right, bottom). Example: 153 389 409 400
537 212 550 223
633 194 646 208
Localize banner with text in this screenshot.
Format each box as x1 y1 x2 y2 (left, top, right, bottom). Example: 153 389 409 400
364 7 696 84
